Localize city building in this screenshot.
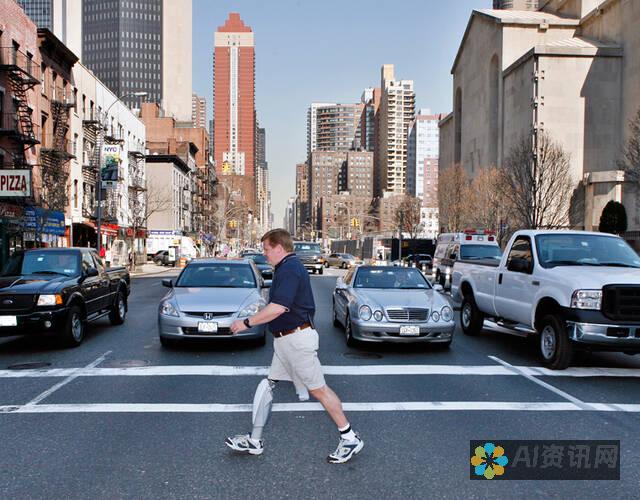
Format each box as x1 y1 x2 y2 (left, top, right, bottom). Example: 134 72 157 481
82 0 192 119
213 13 256 212
255 123 270 230
439 0 640 242
360 87 379 153
192 93 207 130
318 193 374 240
295 162 310 234
284 196 296 235
17 0 82 58
306 102 334 157
376 64 415 196
312 103 364 152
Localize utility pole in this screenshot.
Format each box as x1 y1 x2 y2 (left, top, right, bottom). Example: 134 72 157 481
398 210 404 261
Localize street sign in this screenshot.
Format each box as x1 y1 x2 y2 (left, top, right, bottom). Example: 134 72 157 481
0 169 31 197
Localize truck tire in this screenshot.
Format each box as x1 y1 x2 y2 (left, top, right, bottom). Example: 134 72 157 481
109 290 127 325
538 314 573 370
460 294 484 336
60 305 85 347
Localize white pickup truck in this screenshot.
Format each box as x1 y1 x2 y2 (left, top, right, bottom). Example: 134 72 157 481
451 230 640 369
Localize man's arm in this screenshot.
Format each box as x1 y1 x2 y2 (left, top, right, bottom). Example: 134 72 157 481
230 303 287 334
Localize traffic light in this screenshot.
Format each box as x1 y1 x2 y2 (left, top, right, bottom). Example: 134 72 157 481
351 217 359 228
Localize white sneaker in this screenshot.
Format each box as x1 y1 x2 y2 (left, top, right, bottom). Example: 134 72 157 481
225 433 264 455
327 432 364 464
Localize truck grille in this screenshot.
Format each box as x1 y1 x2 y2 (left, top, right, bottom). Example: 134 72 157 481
602 285 640 321
0 294 36 313
385 308 429 322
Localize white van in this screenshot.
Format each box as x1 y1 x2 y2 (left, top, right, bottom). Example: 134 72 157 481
432 230 501 288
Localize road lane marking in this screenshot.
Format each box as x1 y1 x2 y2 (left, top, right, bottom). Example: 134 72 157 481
3 401 640 413
23 351 112 407
489 355 594 411
0 364 638 378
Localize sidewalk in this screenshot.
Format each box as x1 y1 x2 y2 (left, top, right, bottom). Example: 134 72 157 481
129 262 181 277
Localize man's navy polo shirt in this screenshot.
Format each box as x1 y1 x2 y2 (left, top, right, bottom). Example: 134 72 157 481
268 253 315 332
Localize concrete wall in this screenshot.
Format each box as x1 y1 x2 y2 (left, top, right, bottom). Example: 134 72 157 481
502 55 535 157
162 0 192 121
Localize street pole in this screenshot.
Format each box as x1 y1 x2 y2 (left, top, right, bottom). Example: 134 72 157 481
398 211 404 262
96 91 147 253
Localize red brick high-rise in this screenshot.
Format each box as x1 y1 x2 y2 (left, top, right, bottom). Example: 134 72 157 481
213 13 255 208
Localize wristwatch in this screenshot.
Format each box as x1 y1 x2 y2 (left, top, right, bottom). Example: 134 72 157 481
243 317 251 328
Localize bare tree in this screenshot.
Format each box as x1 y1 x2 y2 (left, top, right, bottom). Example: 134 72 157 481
618 108 640 181
394 196 422 239
501 131 573 229
438 163 472 232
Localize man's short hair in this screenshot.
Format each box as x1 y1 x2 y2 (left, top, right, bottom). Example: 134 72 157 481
261 229 294 252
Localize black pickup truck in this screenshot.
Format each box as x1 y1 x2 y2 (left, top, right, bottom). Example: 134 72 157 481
0 247 130 346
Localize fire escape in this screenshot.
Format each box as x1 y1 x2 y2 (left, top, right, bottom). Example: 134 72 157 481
102 128 123 224
128 141 146 237
0 46 40 167
81 109 100 220
40 84 75 211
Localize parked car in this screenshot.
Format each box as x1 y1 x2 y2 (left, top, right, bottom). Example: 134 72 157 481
451 230 640 369
432 231 501 288
152 250 173 266
158 258 268 347
242 252 273 281
325 253 363 269
332 265 453 347
293 241 325 274
0 248 130 346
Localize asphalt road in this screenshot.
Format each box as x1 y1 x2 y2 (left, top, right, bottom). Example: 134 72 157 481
1 267 639 499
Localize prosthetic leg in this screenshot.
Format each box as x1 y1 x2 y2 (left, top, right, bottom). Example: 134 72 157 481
250 378 276 440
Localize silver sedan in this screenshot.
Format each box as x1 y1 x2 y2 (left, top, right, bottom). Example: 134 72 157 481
332 265 454 347
157 259 268 347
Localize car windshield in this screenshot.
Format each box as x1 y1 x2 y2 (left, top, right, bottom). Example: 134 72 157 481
353 268 431 289
294 243 321 254
2 250 80 277
460 245 502 260
245 254 268 265
343 254 355 259
535 234 640 268
176 263 257 288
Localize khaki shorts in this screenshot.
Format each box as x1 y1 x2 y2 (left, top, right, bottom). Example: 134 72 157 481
268 328 326 391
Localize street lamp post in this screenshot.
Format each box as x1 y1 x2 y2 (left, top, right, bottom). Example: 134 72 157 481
96 91 147 253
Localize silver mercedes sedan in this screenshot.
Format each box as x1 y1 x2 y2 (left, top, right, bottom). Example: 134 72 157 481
332 265 454 347
157 259 268 347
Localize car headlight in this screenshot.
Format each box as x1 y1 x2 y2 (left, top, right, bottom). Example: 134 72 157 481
571 290 602 310
37 294 63 306
440 306 453 322
373 310 383 321
431 310 440 322
160 301 179 317
239 302 262 317
359 305 372 321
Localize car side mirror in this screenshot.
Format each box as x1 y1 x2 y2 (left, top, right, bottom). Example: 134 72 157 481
432 284 444 292
261 279 272 288
86 267 99 278
507 258 531 273
162 279 173 288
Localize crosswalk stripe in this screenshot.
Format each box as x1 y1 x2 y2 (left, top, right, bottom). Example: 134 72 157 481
0 364 637 378
2 401 640 413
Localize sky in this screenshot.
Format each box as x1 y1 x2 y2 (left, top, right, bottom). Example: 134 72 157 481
192 0 489 224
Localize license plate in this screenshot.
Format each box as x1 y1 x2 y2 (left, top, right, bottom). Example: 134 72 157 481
197 322 218 333
399 325 420 336
0 316 17 327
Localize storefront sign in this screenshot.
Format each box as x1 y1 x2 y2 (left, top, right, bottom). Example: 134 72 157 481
0 169 31 197
101 223 119 236
0 202 24 220
23 207 66 235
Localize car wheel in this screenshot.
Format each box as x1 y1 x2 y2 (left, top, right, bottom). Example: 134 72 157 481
60 305 85 347
333 300 341 328
538 314 573 370
460 294 484 336
324 261 329 268
341 262 347 269
318 267 324 275
109 290 127 325
159 336 178 348
345 312 358 348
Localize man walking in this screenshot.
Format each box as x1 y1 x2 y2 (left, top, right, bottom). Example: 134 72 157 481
227 229 363 464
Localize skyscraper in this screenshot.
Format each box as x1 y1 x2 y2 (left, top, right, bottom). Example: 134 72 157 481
376 64 415 196
82 0 191 117
192 94 207 130
17 0 82 58
213 13 256 205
